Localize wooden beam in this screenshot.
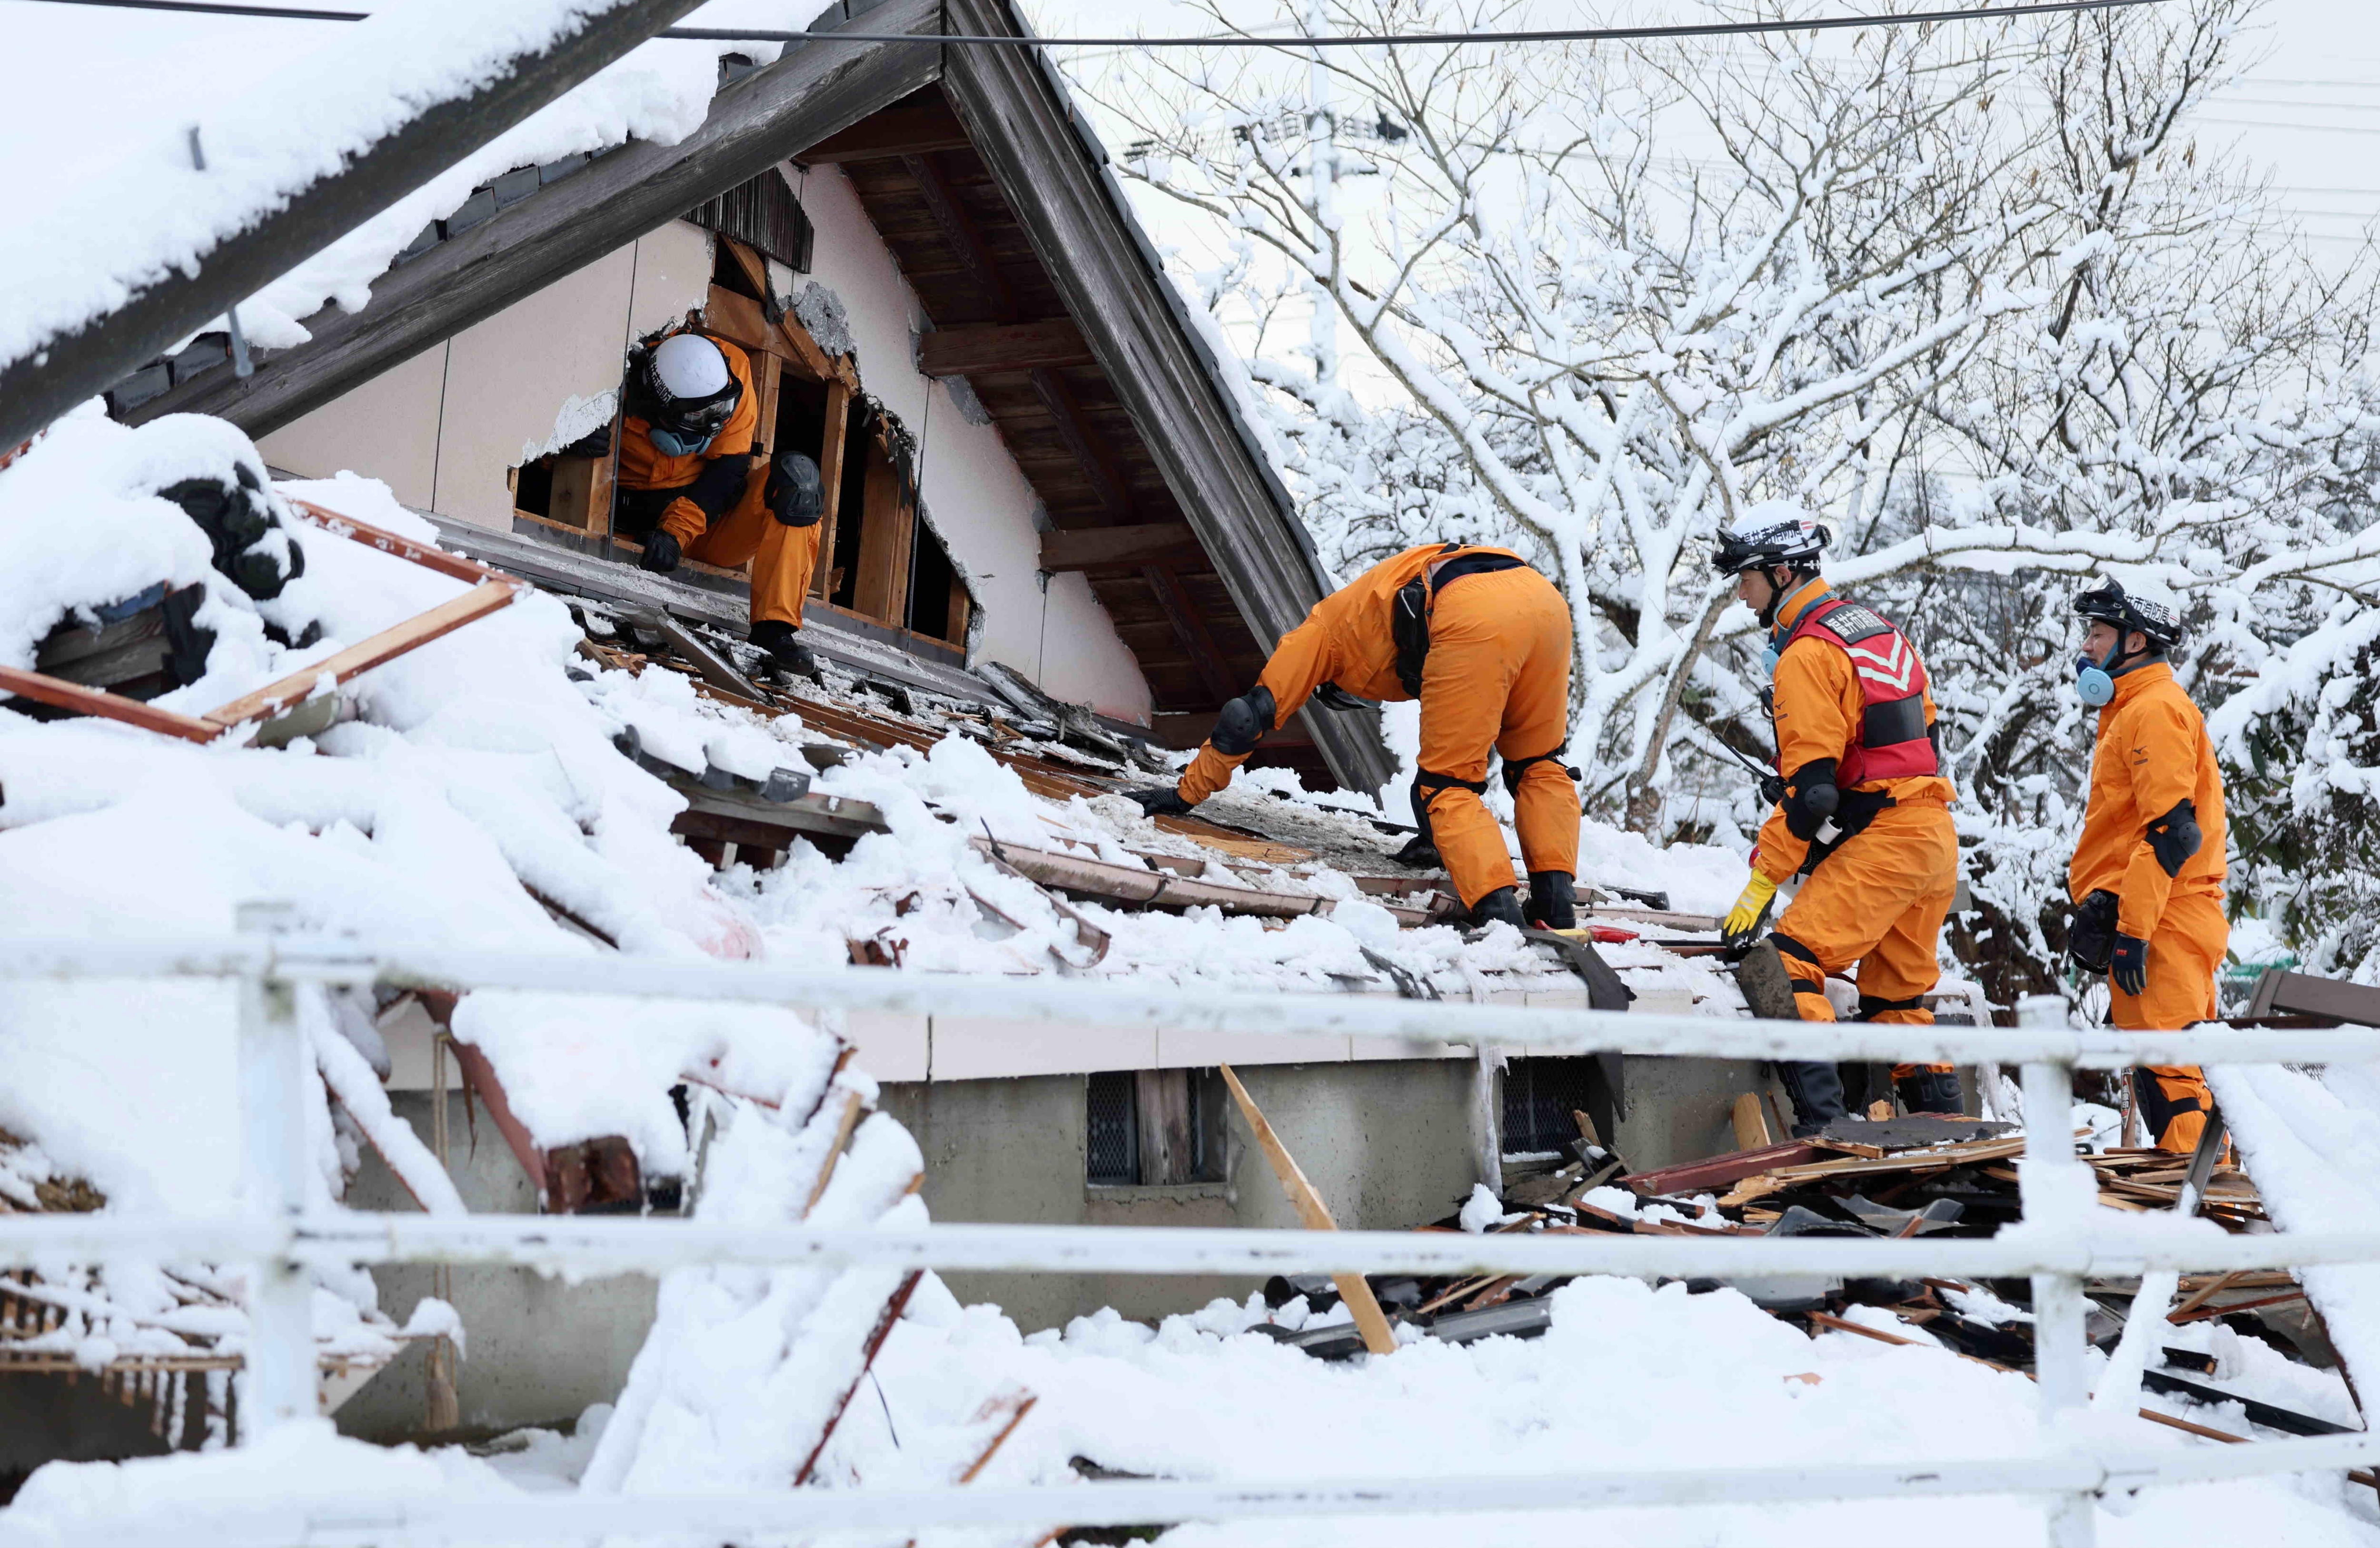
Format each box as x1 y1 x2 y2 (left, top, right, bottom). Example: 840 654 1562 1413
811 378 852 599
127 0 944 436
850 441 914 625
285 500 517 588
1038 521 1203 572
918 318 1091 377
797 97 973 163
1217 1064 1398 1357
902 151 1017 320
715 236 850 387
0 665 221 743
1142 562 1240 706
1030 368 1133 517
202 582 517 730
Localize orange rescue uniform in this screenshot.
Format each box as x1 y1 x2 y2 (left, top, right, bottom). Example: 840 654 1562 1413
616 333 821 630
1176 544 1577 907
2069 660 2228 1152
1757 580 1959 1074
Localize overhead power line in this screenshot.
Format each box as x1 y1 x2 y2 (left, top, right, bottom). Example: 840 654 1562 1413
15 0 2170 49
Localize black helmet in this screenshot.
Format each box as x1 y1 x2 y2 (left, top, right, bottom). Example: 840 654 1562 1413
1712 504 1831 576
2073 576 2183 653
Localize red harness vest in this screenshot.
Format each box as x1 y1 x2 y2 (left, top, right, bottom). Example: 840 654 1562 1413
1778 595 1938 785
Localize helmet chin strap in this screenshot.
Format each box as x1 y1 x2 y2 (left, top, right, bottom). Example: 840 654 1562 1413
1757 566 1805 630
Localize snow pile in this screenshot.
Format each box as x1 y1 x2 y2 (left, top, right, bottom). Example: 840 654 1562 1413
3 0 816 367
2208 1062 2380 1386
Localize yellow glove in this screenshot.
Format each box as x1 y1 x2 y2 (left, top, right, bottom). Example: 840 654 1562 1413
1722 871 1779 947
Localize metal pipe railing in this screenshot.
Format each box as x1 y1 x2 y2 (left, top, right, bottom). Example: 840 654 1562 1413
0 924 2363 1548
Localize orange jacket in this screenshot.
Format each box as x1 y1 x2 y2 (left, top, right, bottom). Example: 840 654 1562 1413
1754 578 1956 884
616 332 760 534
1178 543 1526 803
2069 661 2227 939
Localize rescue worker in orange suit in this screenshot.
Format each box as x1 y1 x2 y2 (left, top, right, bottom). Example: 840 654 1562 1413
1122 543 1580 931
616 331 828 677
2063 578 2227 1154
1712 506 1961 1136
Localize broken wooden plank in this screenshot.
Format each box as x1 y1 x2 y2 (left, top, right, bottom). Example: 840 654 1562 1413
285 499 517 588
1732 1093 1773 1152
202 582 518 730
1624 1141 1824 1199
664 770 889 847
0 664 221 743
1218 1063 1397 1357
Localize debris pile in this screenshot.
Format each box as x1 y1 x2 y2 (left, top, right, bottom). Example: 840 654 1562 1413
1242 1112 2364 1451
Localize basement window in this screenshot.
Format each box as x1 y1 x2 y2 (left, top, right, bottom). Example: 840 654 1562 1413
1500 1057 1606 1156
1087 1070 1224 1188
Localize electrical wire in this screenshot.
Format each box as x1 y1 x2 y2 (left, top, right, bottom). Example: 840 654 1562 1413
11 0 2171 49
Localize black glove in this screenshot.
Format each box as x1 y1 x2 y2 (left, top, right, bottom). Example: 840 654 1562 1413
639 528 682 574
2067 889 2119 973
2110 932 2149 997
1125 786 1192 818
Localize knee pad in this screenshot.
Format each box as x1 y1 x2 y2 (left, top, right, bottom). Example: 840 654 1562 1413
1210 685 1277 756
1499 745 1580 796
766 452 825 527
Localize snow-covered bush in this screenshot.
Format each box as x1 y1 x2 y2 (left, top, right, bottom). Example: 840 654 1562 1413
1102 0 2380 998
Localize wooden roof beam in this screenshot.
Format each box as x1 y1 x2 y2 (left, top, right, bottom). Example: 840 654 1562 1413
919 318 1092 377
1039 520 1204 571
903 151 1017 320
124 0 943 435
797 98 973 163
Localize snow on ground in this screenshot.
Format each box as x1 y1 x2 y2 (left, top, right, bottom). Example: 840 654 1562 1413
6 1269 2376 1547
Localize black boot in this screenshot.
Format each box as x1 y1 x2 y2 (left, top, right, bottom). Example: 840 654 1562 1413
1896 1069 1964 1117
1777 1061 1849 1138
1526 871 1577 931
750 619 821 678
1466 886 1527 931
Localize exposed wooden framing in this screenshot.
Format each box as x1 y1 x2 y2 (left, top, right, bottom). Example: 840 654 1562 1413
714 235 852 388
0 665 221 743
285 500 518 587
1217 1064 1398 1357
902 151 1017 319
919 318 1092 377
798 96 972 163
850 439 915 624
202 582 518 731
938 11 1393 791
126 0 944 435
1037 523 1203 573
811 378 853 599
704 286 793 363
1135 1069 1195 1187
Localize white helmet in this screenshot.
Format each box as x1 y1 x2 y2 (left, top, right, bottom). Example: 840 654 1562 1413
635 334 742 456
652 334 731 399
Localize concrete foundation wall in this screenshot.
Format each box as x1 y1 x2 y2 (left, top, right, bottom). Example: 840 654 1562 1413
336 1092 655 1444
331 1052 1814 1436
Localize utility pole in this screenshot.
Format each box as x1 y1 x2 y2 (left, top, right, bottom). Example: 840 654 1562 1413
1305 0 1341 398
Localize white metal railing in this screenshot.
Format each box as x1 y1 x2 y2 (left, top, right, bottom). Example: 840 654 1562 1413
2 919 2375 1548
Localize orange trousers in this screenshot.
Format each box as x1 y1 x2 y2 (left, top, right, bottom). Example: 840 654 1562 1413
2112 884 2225 1152
1771 802 1957 1077
1417 565 1578 907
653 465 822 630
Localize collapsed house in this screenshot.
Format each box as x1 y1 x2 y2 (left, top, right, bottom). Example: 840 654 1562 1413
6 3 2379 1537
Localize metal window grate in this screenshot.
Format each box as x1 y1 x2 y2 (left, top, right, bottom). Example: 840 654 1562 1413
685 171 814 274
1086 1071 1139 1184
1501 1056 1600 1155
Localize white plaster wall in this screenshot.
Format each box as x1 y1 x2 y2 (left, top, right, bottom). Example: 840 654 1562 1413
792 165 1151 725
257 229 714 534
253 174 1151 722
257 342 444 508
